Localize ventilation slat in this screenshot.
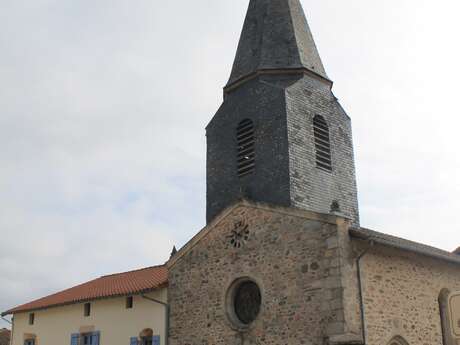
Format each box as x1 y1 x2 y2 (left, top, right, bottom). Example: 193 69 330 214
314 138 331 149
237 154 255 163
316 155 332 165
317 161 331 168
238 147 255 157
238 157 255 165
238 169 255 177
317 162 332 171
313 130 330 142
315 144 331 155
237 123 253 131
238 119 252 127
238 162 255 171
238 137 255 146
238 141 255 149
237 119 255 177
314 121 329 131
316 151 331 162
237 131 254 141
313 115 332 172
237 124 253 133
238 163 256 174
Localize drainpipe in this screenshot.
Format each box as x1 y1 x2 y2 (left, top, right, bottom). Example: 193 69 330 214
141 295 169 345
356 240 374 345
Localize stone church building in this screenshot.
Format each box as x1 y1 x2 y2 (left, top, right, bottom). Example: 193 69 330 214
166 1 460 345
4 1 460 345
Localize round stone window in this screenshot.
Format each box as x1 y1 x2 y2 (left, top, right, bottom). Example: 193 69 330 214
226 278 262 328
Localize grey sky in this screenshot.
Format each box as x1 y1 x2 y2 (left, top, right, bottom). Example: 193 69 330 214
1 0 459 328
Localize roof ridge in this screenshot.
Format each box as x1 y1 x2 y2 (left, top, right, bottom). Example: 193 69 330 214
99 264 166 278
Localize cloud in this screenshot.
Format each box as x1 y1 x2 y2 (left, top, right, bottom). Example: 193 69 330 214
1 0 460 328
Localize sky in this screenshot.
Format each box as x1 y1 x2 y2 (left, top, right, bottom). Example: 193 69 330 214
1 0 460 328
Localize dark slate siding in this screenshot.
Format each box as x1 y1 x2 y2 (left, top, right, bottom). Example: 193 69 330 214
206 77 292 223
207 74 359 225
286 76 360 224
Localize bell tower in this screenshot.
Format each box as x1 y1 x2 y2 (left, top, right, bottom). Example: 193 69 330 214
206 0 359 224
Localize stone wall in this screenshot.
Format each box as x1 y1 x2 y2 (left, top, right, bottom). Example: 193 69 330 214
360 244 460 345
168 202 362 345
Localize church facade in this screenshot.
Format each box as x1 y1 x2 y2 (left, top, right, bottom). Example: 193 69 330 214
4 1 460 345
167 1 460 345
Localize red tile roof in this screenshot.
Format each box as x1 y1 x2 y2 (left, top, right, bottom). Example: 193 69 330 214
2 265 167 316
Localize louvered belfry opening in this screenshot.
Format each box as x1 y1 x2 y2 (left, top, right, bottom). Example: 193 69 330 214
237 119 255 177
313 115 332 171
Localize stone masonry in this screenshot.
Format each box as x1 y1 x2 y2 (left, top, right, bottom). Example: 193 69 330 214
175 1 460 345
168 201 363 345
356 243 460 345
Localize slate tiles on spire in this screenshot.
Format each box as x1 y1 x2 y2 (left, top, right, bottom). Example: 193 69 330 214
227 0 328 88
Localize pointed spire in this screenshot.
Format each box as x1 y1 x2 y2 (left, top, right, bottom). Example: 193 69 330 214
226 0 328 89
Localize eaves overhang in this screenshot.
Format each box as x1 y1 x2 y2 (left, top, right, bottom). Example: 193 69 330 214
350 227 460 266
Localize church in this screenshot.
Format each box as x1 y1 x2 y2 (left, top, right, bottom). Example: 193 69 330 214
3 1 460 345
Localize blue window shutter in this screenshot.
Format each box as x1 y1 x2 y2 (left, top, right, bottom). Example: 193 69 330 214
91 331 100 345
153 335 160 345
71 334 80 345
130 337 139 345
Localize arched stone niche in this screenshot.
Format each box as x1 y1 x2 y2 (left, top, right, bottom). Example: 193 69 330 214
388 335 409 345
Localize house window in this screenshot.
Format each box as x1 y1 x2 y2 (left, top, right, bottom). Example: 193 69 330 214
313 115 332 172
236 119 255 177
136 329 159 345
82 334 91 345
84 303 91 317
141 336 160 345
142 337 153 345
28 313 35 325
126 296 134 309
78 332 100 345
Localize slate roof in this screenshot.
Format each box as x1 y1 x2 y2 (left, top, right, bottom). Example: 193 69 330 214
227 0 328 88
350 227 460 265
2 265 167 316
